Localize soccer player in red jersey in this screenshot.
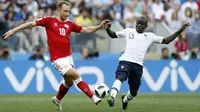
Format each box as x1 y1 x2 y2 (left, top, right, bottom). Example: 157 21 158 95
3 1 110 111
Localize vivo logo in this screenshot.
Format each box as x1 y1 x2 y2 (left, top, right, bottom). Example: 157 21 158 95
143 60 200 92
4 61 104 93
2 60 200 93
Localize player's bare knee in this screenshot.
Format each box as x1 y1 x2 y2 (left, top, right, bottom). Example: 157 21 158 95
70 71 80 80
72 73 80 80
65 79 74 87
67 83 73 87
63 80 73 88
65 68 80 80
63 75 73 87
116 75 126 83
130 89 138 97
117 78 125 83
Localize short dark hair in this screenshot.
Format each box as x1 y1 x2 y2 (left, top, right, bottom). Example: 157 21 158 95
137 16 148 24
57 1 70 9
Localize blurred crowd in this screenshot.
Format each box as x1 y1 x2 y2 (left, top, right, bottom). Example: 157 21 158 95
0 0 200 60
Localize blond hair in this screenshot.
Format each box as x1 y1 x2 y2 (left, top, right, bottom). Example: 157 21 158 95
57 1 70 9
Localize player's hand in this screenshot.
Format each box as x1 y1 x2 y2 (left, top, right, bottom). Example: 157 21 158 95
100 20 111 28
103 21 112 30
180 23 190 30
3 30 14 39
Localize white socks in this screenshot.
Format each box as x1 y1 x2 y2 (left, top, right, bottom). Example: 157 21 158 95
110 79 122 99
92 95 100 103
123 90 134 103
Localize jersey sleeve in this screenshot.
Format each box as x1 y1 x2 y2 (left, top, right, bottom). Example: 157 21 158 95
35 16 50 27
116 29 126 38
71 22 83 33
150 33 164 43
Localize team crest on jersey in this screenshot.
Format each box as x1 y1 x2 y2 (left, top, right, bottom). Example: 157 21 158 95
129 32 134 39
54 23 58 27
64 24 69 28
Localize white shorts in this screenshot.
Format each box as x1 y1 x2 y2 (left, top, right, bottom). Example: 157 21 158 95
52 56 74 75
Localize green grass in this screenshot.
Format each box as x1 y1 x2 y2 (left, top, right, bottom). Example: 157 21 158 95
0 93 200 112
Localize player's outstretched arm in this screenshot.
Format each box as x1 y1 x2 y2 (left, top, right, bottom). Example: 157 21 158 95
3 21 37 39
105 28 118 38
80 20 110 33
104 21 118 38
161 23 190 44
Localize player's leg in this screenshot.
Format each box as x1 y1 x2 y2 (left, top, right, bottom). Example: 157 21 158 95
52 62 74 100
51 77 73 111
122 64 142 110
52 56 100 107
51 59 74 111
107 72 128 107
55 75 73 100
107 61 130 107
66 68 101 105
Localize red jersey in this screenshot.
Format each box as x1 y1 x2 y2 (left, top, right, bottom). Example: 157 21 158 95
36 17 82 61
174 40 188 53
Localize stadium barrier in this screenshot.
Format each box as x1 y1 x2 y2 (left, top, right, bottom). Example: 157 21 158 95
10 52 121 60
0 60 199 94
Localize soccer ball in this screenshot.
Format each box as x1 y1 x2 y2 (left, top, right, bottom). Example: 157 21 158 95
94 83 109 98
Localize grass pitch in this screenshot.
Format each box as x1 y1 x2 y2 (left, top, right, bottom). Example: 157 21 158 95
0 93 199 112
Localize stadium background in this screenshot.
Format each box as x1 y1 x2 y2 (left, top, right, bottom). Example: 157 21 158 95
0 0 200 112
